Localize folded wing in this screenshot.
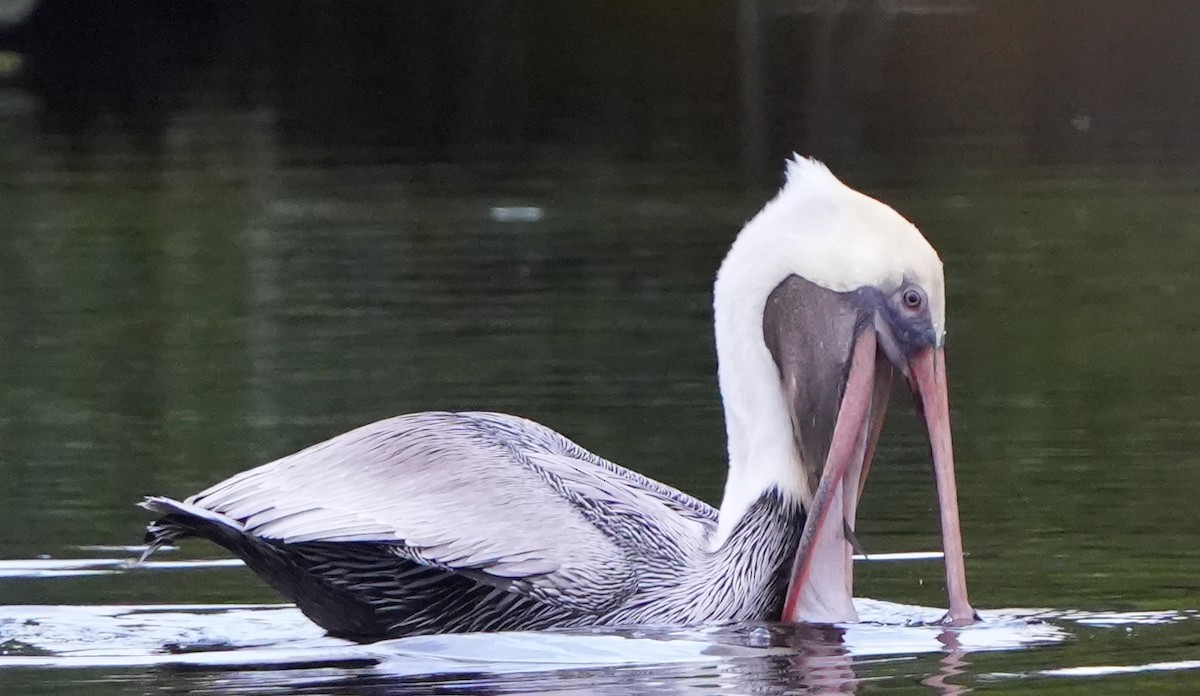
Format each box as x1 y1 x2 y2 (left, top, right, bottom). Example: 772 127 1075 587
166 411 715 618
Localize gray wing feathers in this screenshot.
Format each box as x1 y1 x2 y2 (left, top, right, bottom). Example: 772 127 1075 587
185 412 712 614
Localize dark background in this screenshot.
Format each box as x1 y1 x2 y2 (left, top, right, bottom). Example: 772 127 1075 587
2 0 1198 173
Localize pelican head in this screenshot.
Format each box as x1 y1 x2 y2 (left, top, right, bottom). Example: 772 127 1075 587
713 157 974 626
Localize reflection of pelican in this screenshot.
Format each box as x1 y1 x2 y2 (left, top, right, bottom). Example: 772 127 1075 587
925 629 972 696
142 158 974 640
782 623 858 693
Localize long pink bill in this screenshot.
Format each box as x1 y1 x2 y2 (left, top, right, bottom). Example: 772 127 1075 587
781 329 877 623
908 346 976 626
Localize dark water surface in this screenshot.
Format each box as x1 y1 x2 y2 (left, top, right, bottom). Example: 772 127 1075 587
2 106 1200 693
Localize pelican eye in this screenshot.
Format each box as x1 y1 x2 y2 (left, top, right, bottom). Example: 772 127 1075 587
902 287 924 310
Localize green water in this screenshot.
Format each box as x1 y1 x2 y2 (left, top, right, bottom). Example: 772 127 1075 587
2 106 1200 693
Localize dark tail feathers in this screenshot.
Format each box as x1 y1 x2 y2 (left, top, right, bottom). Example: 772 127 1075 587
138 496 245 564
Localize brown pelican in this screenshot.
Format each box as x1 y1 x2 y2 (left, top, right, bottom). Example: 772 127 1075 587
141 158 976 640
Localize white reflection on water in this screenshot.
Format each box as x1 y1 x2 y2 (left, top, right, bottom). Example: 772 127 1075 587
1036 660 1200 677
8 554 1200 694
0 598 1065 673
0 557 245 579
1056 609 1199 626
